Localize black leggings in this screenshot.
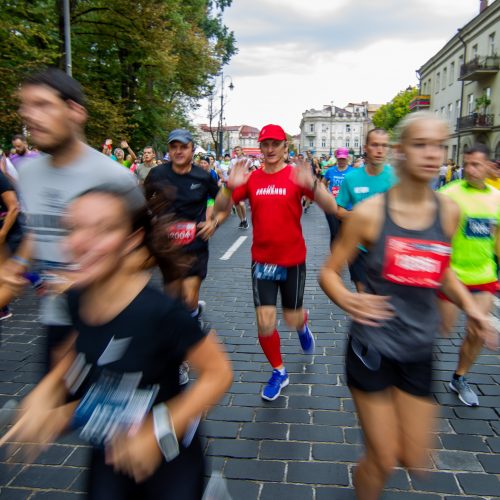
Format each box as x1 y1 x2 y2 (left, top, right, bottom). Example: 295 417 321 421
87 434 205 499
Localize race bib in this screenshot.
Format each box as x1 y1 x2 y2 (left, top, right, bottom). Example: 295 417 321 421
254 263 288 281
73 371 158 447
331 186 340 197
464 217 495 239
382 237 451 288
167 222 197 246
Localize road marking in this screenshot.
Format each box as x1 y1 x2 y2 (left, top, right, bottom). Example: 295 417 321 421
220 236 247 261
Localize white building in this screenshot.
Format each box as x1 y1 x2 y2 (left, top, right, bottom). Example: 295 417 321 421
415 0 500 161
299 101 380 156
195 124 260 155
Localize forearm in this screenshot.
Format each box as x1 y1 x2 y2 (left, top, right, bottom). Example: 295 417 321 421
0 207 19 239
11 234 34 263
313 183 337 214
440 269 476 314
319 266 351 309
214 186 233 214
167 335 232 438
127 147 137 162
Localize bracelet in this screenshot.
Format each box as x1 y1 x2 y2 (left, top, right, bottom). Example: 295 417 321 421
11 255 29 268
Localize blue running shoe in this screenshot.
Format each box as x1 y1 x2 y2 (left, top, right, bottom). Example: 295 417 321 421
261 369 289 401
297 315 315 354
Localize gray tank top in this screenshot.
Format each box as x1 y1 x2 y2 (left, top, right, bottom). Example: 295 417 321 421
350 191 451 362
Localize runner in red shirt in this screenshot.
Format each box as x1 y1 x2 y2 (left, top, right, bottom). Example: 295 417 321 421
217 124 337 400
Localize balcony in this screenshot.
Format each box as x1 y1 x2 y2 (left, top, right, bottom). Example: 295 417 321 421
456 113 494 132
459 55 500 81
305 131 316 137
409 95 431 112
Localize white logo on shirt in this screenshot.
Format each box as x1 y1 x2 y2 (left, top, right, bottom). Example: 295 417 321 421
354 186 369 194
97 336 132 366
255 185 287 196
190 183 201 190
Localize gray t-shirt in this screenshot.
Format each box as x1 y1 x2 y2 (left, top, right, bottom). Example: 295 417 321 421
135 162 157 182
19 144 140 325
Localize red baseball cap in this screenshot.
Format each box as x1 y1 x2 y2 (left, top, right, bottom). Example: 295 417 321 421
258 124 287 142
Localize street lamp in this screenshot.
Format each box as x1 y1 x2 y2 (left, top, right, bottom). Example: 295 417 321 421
329 101 334 156
218 71 234 158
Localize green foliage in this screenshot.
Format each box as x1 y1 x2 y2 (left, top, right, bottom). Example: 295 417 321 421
0 0 237 150
372 86 419 134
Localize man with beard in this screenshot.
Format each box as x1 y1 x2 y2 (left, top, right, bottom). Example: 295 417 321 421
0 67 139 370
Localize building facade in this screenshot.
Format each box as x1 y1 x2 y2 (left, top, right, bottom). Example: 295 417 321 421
195 124 260 155
298 101 379 156
415 0 500 162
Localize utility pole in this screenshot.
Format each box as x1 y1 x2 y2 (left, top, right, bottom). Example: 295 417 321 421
63 0 72 75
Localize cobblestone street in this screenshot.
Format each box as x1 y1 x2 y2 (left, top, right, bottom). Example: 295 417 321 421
1 205 499 499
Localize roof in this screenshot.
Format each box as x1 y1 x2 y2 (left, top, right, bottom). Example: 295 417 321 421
239 125 260 137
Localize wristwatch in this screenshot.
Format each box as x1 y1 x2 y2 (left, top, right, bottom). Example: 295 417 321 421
152 404 179 462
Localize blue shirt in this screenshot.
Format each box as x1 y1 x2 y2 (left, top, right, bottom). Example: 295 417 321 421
323 165 353 198
337 165 398 209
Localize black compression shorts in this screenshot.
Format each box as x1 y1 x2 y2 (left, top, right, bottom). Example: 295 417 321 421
251 262 306 309
345 337 433 398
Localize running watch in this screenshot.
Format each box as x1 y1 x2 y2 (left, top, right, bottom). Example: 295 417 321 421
152 404 179 461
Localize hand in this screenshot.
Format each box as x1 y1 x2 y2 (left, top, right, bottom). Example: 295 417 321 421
121 140 129 149
0 259 29 296
197 219 217 241
466 310 498 351
0 400 72 463
341 292 395 327
291 157 315 190
227 159 252 190
105 138 112 146
105 416 163 483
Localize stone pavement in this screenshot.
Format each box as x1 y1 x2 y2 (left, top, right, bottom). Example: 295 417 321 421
0 204 499 499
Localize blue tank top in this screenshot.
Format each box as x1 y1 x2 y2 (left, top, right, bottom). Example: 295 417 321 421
349 191 451 362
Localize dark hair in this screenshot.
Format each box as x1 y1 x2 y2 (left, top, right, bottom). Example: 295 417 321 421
23 67 86 107
74 183 190 283
464 143 490 159
366 127 388 144
200 156 210 163
12 134 27 143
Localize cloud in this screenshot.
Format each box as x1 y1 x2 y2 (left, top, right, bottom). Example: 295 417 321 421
224 0 479 77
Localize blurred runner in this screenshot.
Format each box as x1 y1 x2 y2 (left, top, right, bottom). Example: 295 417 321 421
320 111 496 500
230 146 249 229
336 128 397 292
438 143 500 406
0 185 232 499
217 124 337 400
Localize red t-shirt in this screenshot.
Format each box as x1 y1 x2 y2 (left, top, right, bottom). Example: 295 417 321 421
232 165 314 266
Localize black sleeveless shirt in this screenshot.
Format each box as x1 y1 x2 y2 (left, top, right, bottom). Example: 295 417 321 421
349 191 451 362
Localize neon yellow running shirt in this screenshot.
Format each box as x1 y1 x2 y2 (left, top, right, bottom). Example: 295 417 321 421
439 180 500 285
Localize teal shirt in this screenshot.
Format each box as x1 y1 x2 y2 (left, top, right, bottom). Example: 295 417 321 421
337 165 398 209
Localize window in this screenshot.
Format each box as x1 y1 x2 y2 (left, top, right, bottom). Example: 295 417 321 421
489 33 495 56
309 123 315 133
436 73 440 93
345 138 350 148
472 44 478 59
448 103 453 121
450 62 455 84
428 78 432 93
441 106 445 118
309 140 314 148
423 82 427 94
346 124 351 133
442 68 447 89
467 94 474 114
455 99 461 120
354 138 360 149
321 138 326 148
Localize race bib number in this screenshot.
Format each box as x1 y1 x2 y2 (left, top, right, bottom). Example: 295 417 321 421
254 263 288 281
464 217 495 239
167 222 197 246
382 237 451 288
73 371 158 447
331 186 340 197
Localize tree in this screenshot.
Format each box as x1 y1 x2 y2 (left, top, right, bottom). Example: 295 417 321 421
0 0 237 150
372 86 418 134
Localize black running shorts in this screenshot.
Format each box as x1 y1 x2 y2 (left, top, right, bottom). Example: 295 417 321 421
345 337 433 398
251 262 306 310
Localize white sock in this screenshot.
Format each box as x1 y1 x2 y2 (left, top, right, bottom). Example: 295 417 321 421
278 367 286 375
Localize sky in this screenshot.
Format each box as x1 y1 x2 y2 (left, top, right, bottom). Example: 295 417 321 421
192 0 481 135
